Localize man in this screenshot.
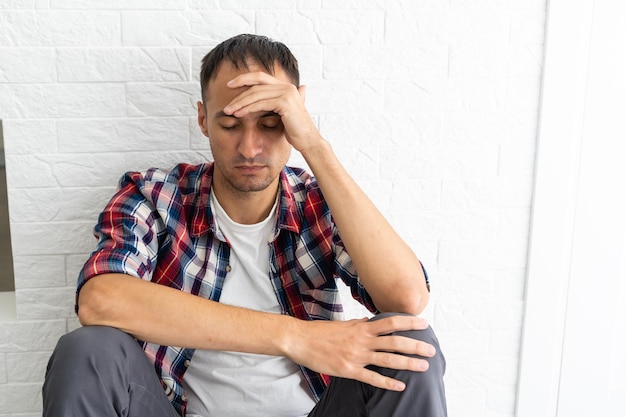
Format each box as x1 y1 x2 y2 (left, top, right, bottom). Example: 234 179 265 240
43 34 447 417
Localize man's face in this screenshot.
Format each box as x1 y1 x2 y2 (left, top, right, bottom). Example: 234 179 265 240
198 61 292 196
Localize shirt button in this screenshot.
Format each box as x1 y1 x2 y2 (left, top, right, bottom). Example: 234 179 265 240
226 265 232 272
184 360 190 367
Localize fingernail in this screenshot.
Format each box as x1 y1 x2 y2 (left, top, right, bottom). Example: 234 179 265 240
395 381 406 391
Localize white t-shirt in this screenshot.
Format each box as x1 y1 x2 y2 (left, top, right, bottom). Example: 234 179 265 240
183 191 316 417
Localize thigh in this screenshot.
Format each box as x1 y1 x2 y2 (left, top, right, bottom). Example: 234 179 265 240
43 326 179 417
307 374 369 417
365 324 447 417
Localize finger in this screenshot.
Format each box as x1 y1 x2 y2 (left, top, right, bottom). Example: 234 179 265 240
352 367 407 392
226 96 285 118
298 85 307 101
227 71 282 88
371 334 436 358
224 86 290 116
369 350 430 373
367 315 430 336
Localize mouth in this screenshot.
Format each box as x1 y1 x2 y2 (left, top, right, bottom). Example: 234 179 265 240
235 165 266 173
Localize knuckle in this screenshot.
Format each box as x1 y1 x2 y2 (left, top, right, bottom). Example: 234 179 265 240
369 373 386 388
386 315 402 328
410 357 429 372
379 353 394 368
382 336 403 353
337 362 351 375
417 341 436 357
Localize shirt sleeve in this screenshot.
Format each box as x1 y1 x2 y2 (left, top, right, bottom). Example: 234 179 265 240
76 171 165 305
331 223 379 314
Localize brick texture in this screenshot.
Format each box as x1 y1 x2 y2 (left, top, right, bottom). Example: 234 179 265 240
0 1 546 415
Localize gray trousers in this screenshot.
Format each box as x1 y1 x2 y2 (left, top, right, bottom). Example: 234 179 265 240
43 314 447 417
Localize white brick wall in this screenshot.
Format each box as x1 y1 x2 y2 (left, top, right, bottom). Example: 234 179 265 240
0 1 546 415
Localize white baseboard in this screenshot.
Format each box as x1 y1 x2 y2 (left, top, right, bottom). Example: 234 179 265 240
0 291 16 322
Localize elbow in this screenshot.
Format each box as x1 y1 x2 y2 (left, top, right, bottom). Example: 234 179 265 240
77 298 99 326
404 265 430 315
378 271 430 316
387 259 431 316
76 277 113 326
376 288 429 316
395 290 429 316
410 290 430 316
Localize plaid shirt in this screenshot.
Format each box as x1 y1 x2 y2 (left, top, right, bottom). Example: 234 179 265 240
77 162 381 416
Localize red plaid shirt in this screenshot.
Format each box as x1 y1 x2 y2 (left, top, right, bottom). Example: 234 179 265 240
77 163 383 415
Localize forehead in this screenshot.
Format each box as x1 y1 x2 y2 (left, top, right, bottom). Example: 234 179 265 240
205 60 290 107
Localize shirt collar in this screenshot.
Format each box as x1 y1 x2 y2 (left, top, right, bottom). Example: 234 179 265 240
275 167 302 236
190 163 302 238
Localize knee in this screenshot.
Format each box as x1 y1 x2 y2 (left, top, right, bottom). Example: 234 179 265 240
49 326 140 372
369 312 440 345
58 325 134 351
370 312 446 374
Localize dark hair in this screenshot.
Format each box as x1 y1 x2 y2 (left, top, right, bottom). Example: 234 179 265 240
199 34 300 101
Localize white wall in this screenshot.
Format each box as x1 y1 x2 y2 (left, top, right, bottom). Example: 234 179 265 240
517 0 626 415
0 1 546 415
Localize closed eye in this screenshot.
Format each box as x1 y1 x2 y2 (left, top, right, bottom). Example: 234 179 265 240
260 115 282 130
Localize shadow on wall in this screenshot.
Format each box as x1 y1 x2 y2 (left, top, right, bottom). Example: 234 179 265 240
0 120 15 292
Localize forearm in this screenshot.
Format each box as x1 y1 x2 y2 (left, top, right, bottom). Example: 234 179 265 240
78 275 435 392
77 273 297 354
300 140 429 315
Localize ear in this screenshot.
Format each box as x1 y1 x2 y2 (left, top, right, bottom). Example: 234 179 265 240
196 101 210 137
297 85 307 103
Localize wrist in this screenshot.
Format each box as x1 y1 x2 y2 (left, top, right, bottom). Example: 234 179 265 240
275 315 307 361
299 137 333 164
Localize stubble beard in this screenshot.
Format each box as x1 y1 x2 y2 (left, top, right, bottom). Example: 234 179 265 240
223 173 274 193
216 159 276 194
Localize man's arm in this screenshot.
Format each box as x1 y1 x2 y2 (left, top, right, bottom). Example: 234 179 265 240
78 273 433 391
224 73 429 315
299 141 429 314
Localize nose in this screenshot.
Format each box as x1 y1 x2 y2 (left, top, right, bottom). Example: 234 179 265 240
237 126 262 159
